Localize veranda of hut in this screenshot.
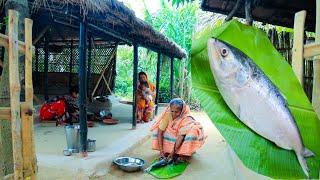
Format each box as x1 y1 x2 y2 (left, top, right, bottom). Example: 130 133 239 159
0 0 186 177
27 0 185 150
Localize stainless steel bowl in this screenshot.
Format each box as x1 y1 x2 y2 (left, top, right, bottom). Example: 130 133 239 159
113 157 145 172
63 149 72 156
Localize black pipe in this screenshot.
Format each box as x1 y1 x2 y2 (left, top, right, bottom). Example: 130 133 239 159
155 53 161 115
79 19 88 153
35 45 39 83
170 57 174 99
245 0 253 25
87 36 92 97
132 44 138 129
225 0 242 22
44 36 49 101
69 40 73 89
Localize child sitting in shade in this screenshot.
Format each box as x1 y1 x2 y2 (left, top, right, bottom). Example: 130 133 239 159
140 81 155 111
137 81 155 123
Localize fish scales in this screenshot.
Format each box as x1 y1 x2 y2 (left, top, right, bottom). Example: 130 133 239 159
207 38 314 177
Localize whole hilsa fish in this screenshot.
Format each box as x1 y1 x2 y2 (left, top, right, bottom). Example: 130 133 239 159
207 38 314 177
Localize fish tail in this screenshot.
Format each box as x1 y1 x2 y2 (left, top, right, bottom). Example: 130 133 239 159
303 147 315 158
297 153 310 178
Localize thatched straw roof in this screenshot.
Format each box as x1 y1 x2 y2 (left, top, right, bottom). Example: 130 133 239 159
1 0 187 59
201 0 316 32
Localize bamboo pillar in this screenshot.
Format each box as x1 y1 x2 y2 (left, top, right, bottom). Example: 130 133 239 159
312 0 320 117
111 46 117 92
21 18 36 179
170 57 174 99
179 59 185 98
69 40 73 89
35 45 39 83
155 53 161 115
8 10 23 179
79 20 88 153
87 36 92 97
292 10 306 85
132 44 138 129
44 35 49 100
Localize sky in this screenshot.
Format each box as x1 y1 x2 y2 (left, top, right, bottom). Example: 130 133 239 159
118 0 161 20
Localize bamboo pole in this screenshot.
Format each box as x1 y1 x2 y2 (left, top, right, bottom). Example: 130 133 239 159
22 18 37 179
8 10 23 179
312 0 320 117
132 44 138 129
91 48 116 98
155 53 161 115
79 20 88 154
292 10 306 85
304 43 320 58
170 57 174 99
0 33 31 54
0 107 11 119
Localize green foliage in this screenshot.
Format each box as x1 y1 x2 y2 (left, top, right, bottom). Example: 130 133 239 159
168 0 194 6
0 16 8 32
144 0 199 102
115 0 200 104
192 19 320 179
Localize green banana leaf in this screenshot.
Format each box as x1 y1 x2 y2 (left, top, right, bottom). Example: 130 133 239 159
191 19 320 179
148 160 188 179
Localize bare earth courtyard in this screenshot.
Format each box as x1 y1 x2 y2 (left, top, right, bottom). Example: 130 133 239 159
35 98 268 180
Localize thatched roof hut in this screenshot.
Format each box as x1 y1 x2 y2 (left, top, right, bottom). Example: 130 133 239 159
26 0 186 59
0 0 186 58
201 0 316 31
0 0 187 97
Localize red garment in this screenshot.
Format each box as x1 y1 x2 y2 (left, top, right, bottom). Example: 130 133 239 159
40 99 66 121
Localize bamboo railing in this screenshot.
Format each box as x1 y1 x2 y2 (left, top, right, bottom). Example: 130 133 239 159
292 1 320 118
0 10 36 179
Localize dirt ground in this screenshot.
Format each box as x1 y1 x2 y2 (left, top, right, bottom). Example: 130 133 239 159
106 113 248 180
36 111 268 180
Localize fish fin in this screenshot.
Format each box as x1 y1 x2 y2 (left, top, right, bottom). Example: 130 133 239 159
237 105 241 118
303 148 315 158
280 92 287 101
297 153 310 178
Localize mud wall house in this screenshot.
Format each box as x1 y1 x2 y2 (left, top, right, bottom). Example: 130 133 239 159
0 0 186 177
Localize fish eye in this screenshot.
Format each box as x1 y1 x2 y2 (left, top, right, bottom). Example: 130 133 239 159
221 48 228 57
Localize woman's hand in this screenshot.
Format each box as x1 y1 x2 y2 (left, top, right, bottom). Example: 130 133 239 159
159 150 165 159
167 150 175 160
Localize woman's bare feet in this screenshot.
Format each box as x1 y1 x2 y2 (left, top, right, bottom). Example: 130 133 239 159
79 151 88 158
174 156 190 163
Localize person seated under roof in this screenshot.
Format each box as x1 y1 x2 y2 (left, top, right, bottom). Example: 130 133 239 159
150 98 206 163
136 71 156 123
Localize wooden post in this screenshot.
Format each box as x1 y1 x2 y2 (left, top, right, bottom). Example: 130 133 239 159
155 53 161 115
44 35 49 100
111 47 117 91
8 10 23 179
292 10 306 85
69 40 73 89
87 36 92 97
79 19 88 153
170 57 174 99
179 59 185 98
35 45 39 83
132 44 138 129
22 18 36 179
312 0 320 117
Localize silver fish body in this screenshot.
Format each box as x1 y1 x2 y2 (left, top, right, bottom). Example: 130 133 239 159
207 38 314 177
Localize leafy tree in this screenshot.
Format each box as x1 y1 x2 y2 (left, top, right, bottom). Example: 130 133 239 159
143 0 199 102
115 0 199 103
